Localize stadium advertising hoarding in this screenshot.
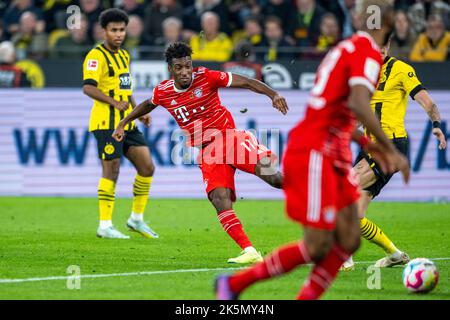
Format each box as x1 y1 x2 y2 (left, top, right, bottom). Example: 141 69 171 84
38 59 450 90
0 89 449 201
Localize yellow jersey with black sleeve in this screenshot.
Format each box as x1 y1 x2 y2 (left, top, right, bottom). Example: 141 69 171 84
83 44 136 132
369 56 425 139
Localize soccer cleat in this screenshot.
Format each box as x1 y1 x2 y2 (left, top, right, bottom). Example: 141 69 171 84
374 251 410 268
227 249 263 264
340 256 355 271
215 275 239 300
127 218 159 239
96 226 130 239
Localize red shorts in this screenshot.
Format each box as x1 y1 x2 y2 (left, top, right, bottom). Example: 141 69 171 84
283 149 360 230
197 129 273 201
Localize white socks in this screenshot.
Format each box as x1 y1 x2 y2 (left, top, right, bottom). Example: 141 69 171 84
99 220 112 229
244 246 257 254
131 212 144 222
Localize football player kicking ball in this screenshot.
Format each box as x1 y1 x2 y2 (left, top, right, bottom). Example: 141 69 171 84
112 42 288 264
215 0 410 300
341 35 447 270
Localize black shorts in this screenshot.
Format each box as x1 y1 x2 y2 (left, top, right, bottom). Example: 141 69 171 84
92 128 147 160
354 137 410 198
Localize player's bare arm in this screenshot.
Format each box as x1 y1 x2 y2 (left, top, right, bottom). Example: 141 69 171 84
130 95 152 127
348 85 410 183
413 90 446 150
83 84 129 111
112 99 157 141
229 74 288 115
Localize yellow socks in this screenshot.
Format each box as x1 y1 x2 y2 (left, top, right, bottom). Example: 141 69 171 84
98 178 115 228
131 174 152 220
360 217 398 254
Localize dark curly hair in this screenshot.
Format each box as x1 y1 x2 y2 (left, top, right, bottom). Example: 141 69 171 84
165 42 193 65
99 8 129 29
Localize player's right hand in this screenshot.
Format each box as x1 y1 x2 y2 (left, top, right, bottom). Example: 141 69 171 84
114 101 129 111
393 151 410 184
365 142 410 184
272 94 288 115
112 125 125 142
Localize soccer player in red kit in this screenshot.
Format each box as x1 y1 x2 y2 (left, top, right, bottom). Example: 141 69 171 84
112 42 289 264
215 0 411 299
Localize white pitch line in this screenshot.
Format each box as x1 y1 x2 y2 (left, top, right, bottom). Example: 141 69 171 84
1 257 449 284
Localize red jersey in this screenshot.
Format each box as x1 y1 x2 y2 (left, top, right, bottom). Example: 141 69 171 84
151 67 235 146
288 31 383 165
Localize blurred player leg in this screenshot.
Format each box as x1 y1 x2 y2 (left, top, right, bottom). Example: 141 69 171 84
125 145 158 239
298 204 359 299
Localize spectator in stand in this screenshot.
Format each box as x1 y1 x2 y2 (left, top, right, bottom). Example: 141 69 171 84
309 13 340 58
222 40 263 81
319 0 355 39
143 0 182 45
41 0 73 32
409 0 450 34
80 0 103 40
3 0 45 37
190 11 233 62
0 41 31 87
291 0 327 47
410 13 450 62
183 0 230 36
261 0 295 36
154 16 184 47
124 14 149 59
394 0 415 11
228 0 261 30
257 15 294 62
52 13 92 59
119 0 145 18
0 21 5 43
11 11 48 60
232 17 263 47
92 21 104 45
389 10 417 61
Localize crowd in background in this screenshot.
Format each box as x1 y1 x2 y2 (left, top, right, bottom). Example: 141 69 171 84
0 0 450 65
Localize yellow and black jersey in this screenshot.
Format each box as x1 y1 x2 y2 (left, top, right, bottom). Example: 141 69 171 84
83 44 136 132
369 56 425 139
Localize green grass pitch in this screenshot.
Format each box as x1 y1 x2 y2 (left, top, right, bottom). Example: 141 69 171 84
0 197 449 300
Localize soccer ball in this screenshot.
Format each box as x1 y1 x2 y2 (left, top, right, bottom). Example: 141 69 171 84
402 258 439 293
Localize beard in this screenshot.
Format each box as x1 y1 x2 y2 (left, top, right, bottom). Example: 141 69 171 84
180 82 191 89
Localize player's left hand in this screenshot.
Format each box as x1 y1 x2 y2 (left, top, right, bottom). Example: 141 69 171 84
272 94 288 115
432 128 446 150
139 114 152 127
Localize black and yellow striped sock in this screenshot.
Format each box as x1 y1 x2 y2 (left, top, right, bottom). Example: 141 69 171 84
360 217 398 254
131 174 152 218
98 178 115 224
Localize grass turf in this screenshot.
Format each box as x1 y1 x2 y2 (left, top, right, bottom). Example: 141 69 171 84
0 197 448 300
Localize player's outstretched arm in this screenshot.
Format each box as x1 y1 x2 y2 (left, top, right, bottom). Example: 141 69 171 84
130 95 152 127
82 84 129 111
348 85 410 183
229 74 288 115
413 90 446 150
112 99 157 142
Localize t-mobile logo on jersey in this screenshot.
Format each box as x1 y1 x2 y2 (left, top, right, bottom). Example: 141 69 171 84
174 106 190 123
